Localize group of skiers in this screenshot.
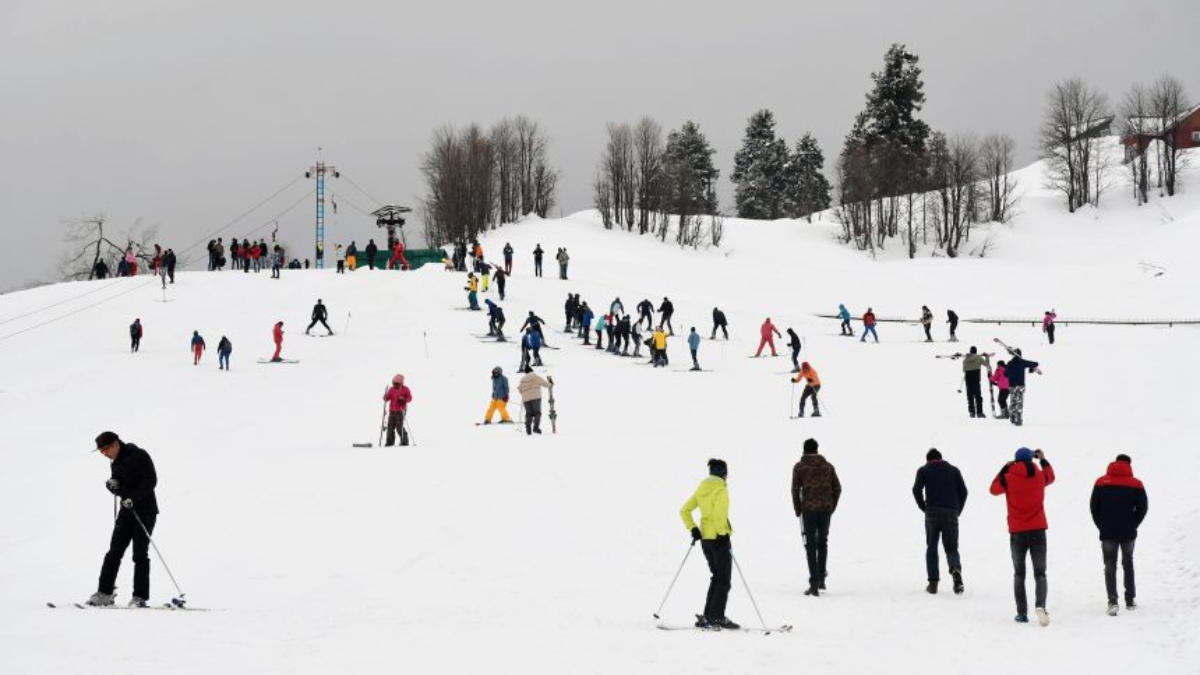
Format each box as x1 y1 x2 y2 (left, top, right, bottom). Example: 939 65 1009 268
838 303 1059 347
92 245 178 281
947 342 1042 425
677 442 1148 630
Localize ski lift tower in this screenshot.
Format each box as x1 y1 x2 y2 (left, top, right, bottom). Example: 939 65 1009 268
305 148 339 269
371 205 412 249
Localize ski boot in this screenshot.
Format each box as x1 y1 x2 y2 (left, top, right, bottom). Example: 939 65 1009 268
804 584 820 597
716 617 740 630
926 580 938 594
1126 599 1137 611
694 615 719 631
86 592 115 607
129 597 149 608
1014 614 1029 624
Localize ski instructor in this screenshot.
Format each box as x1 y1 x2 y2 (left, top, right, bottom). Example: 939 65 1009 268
680 458 739 630
87 431 159 607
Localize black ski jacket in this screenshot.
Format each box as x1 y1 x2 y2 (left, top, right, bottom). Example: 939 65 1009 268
638 300 653 316
912 460 968 514
109 443 159 516
713 309 727 326
312 303 327 321
658 300 674 315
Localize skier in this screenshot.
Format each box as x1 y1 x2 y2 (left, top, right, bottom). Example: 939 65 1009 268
87 431 158 607
860 307 879 343
129 319 143 353
271 321 285 362
520 311 548 346
579 302 594 345
592 312 606 351
346 241 357 271
946 309 959 342
711 307 729 340
365 239 378 270
1043 310 1057 344
465 273 480 310
658 297 675 335
687 327 702 370
791 362 821 417
990 361 1010 418
610 297 624 317
912 448 968 594
556 247 569 280
637 299 655 331
1001 346 1041 426
520 327 543 370
389 240 408 270
618 314 632 355
484 299 506 339
680 458 739 630
533 244 544 277
920 305 934 342
754 318 781 357
786 328 802 372
652 326 668 367
503 242 514 274
517 369 553 435
493 266 507 301
564 294 577 331
382 374 413 446
481 263 491 292
217 336 232 370
306 299 333 336
962 347 993 419
190 330 206 365
483 367 513 424
990 447 1055 626
791 438 841 596
1090 454 1148 615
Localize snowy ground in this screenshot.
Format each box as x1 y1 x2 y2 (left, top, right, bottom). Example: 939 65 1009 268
2 150 1199 674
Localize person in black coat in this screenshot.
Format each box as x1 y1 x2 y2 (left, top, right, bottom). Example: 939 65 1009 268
306 299 333 336
164 249 177 283
1090 454 1148 612
946 309 959 342
88 431 159 606
636 299 654 331
657 297 675 335
365 239 378 270
912 448 968 594
711 307 729 340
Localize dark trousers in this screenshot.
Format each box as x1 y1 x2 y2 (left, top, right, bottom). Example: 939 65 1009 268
965 370 983 417
791 347 800 371
799 385 820 415
385 410 408 446
1102 539 1136 604
98 511 156 598
523 399 542 433
949 320 958 339
924 507 961 581
711 323 728 339
1045 324 1055 344
640 312 654 331
504 257 512 274
660 314 673 335
307 318 332 334
594 330 603 349
840 318 853 336
923 324 932 341
559 262 567 279
131 337 140 352
1010 529 1048 615
801 511 832 586
534 260 542 277
1010 386 1026 426
700 535 732 621
997 388 1009 415
497 281 505 300
690 348 699 368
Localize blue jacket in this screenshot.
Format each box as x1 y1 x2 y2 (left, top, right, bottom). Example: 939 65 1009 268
687 332 701 350
523 331 542 349
485 299 498 316
491 374 509 400
912 460 968 513
581 309 594 326
838 304 851 321
190 334 205 348
1005 356 1039 387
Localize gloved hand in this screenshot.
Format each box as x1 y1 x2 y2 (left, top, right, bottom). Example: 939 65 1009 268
690 527 702 543
121 498 134 509
502 396 508 403
105 478 121 494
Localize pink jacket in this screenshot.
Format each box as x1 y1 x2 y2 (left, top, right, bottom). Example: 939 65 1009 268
1043 312 1057 327
761 321 781 339
990 368 1009 389
383 385 412 412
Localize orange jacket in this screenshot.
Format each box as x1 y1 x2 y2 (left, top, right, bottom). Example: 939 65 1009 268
792 365 820 387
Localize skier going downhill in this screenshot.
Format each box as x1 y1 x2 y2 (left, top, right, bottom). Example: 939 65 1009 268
382 375 413 446
791 438 841 597
687 327 702 370
755 318 781 357
87 431 159 608
912 448 968 594
786 328 802 371
680 458 739 630
791 362 821 417
306 299 334 336
483 367 513 424
1090 454 1148 615
990 447 1055 626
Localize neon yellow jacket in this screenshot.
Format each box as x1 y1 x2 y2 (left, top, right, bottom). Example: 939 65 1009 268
680 476 731 539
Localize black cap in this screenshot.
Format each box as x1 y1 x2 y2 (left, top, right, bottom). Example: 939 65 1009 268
95 431 119 449
1116 453 1132 463
708 458 727 477
927 448 942 461
803 438 819 454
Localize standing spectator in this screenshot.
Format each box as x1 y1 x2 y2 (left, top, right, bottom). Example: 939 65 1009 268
382 374 413 446
483 367 513 424
346 241 358 271
517 369 552 435
946 309 959 342
124 246 138 276
990 447 1055 626
791 362 821 417
217 336 232 370
271 245 283 279
532 244 544 277
94 258 110 279
214 238 225 270
791 438 841 597
230 239 241 270
556 247 570 280
687 327 702 371
860 307 879 343
129 319 143 353
190 330 206 365
680 458 738 630
365 239 378 270
921 305 934 342
162 249 176 284
1090 454 1148 615
335 244 345 274
657 297 675 335
503 242 514 274
912 448 968 594
207 239 217 271
1043 310 1057 344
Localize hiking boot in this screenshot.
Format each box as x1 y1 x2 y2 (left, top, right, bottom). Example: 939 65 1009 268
129 597 149 608
1035 607 1050 626
86 592 115 607
951 567 964 594
694 615 719 630
812 411 822 417
804 585 820 597
1126 599 1137 610
926 580 938 594
1107 603 1119 616
716 617 740 630
1014 614 1029 623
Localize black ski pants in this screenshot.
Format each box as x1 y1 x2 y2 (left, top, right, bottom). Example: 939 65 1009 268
98 511 156 598
523 399 542 434
924 507 961 582
923 324 932 341
799 385 820 416
965 370 983 417
948 319 958 340
307 318 332 334
1045 324 1055 344
690 348 699 369
840 318 853 336
1102 539 1136 604
711 323 728 340
1010 529 1048 615
534 259 542 277
659 313 673 335
640 311 654 331
701 535 732 622
801 511 832 587
791 346 801 372
385 410 408 446
131 337 140 352
997 388 1010 416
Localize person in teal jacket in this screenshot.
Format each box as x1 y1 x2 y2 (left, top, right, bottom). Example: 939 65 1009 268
838 304 853 336
680 458 737 630
593 313 606 351
687 327 702 371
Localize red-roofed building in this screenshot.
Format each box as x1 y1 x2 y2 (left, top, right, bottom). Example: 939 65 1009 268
1122 104 1200 160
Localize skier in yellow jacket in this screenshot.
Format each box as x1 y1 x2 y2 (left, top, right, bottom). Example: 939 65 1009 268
680 458 738 629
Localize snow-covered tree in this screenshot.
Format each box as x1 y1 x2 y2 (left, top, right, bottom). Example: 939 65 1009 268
783 133 831 221
732 109 788 219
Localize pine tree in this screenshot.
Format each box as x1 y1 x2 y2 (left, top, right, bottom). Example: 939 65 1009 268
732 110 788 219
663 121 720 216
783 133 832 221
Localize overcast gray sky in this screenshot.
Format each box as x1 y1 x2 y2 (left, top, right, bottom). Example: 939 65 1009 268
2 0 1197 290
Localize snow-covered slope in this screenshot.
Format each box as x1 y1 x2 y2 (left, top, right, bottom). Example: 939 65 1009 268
2 152 1198 674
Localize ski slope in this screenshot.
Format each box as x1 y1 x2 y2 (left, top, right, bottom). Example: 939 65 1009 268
2 150 1199 674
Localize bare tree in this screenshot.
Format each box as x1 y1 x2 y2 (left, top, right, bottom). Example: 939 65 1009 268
929 135 980 257
1149 74 1189 197
1119 84 1152 204
58 214 159 280
709 214 725 247
1039 78 1110 212
592 172 613 229
633 117 664 235
979 134 1018 222
420 124 496 246
491 119 518 223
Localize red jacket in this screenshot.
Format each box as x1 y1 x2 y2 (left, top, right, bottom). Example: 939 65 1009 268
273 324 284 344
863 312 876 326
760 320 780 339
990 460 1055 533
383 385 413 412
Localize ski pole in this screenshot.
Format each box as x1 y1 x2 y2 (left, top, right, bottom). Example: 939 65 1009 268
344 311 352 335
653 541 696 619
378 399 388 447
130 508 187 605
789 381 795 418
732 554 769 633
403 414 416 446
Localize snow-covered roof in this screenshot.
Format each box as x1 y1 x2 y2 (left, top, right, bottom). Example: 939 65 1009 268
1124 103 1200 135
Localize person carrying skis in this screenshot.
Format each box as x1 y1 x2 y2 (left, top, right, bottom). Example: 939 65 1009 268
271 321 285 362
533 244 544 277
912 448 968 594
1001 346 1041 426
946 309 959 342
87 431 159 607
465 273 480 310
483 367 513 424
711 307 728 340
382 374 413 446
990 447 1055 626
580 302 594 344
520 327 543 370
503 242 514 274
861 307 878 342
687 327 702 370
130 319 143 353
680 458 738 630
306 299 334 336
190 330 206 365
517 369 553 435
786 328 802 372
365 239 378 270
217 336 232 370
652 326 668 367
791 438 841 597
1090 454 1148 615
754 318 781 357
556 247 569 280
493 266 507 301
1043 310 1057 344
990 361 1010 418
920 305 934 342
791 362 821 417
657 297 675 335
637 299 655 331
962 346 992 418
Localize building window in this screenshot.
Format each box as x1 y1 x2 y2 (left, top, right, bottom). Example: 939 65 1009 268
1193 130 1200 143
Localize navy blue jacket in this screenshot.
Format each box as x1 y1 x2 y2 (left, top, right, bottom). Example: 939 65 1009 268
1090 461 1148 540
1004 356 1039 387
912 460 968 513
